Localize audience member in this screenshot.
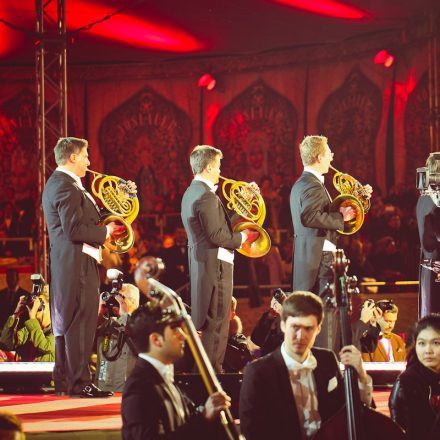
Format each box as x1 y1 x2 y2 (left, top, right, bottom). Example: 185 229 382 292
0 411 25 440
389 313 440 440
96 283 139 392
362 300 406 362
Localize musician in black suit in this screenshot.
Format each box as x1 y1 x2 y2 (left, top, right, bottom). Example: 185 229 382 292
181 145 258 372
121 303 231 439
239 291 372 440
290 135 371 349
42 137 124 397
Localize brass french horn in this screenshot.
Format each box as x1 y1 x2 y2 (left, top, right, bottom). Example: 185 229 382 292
88 170 139 253
329 165 371 235
220 176 271 258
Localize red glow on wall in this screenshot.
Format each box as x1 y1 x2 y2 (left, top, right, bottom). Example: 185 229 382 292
270 0 371 20
65 1 204 52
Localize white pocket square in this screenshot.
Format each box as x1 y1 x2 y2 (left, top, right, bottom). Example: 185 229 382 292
327 376 338 392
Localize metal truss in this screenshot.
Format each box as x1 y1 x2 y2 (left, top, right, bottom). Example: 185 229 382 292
35 0 67 279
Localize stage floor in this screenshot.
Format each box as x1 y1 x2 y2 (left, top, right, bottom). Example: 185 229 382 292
0 390 392 439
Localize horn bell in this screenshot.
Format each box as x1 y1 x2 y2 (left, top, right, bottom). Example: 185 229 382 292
233 220 271 258
330 194 365 235
101 214 134 253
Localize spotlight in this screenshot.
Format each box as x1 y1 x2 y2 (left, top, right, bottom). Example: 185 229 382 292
374 49 395 68
197 73 216 91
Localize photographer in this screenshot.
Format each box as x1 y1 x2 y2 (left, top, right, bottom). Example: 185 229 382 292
96 282 139 392
361 300 406 362
0 289 54 362
416 152 440 316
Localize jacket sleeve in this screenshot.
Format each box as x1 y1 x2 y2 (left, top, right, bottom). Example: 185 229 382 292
300 180 344 231
388 376 430 439
0 315 28 349
239 362 273 440
24 319 55 360
54 181 107 246
196 191 242 249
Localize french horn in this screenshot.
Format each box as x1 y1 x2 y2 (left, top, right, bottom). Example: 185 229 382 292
88 169 139 253
220 176 271 258
329 165 371 235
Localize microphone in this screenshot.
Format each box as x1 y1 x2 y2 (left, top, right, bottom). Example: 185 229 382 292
107 268 123 280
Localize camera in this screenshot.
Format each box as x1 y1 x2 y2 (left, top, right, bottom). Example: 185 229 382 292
417 152 440 205
100 269 125 318
25 273 45 312
361 299 395 313
272 288 287 305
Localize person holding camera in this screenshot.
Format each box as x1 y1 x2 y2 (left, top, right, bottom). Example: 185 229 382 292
250 291 285 356
96 282 140 392
361 300 406 362
0 292 54 362
416 152 440 316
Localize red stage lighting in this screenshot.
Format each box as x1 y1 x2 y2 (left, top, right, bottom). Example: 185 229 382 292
270 0 371 20
197 73 216 91
374 50 395 68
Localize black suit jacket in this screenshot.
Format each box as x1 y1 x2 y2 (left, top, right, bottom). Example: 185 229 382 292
239 346 345 440
181 180 242 328
42 170 106 335
122 357 209 440
290 171 344 290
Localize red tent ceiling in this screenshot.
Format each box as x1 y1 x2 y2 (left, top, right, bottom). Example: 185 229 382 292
0 0 439 65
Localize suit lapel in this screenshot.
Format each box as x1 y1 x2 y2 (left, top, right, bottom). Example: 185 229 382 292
272 348 302 436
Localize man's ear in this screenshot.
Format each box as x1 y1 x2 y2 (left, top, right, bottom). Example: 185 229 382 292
149 332 163 349
280 319 286 334
316 323 322 335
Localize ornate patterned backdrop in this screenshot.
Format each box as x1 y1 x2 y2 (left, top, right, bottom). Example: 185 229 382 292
405 72 430 182
212 79 298 183
98 86 193 213
317 66 382 186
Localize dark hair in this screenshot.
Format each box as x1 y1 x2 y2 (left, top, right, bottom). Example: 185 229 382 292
406 313 440 366
0 411 23 432
126 305 167 353
54 137 88 166
281 291 324 325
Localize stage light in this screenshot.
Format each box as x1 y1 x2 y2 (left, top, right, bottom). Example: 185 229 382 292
374 49 395 68
197 73 216 91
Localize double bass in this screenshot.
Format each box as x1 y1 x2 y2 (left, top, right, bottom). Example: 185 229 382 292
313 249 406 440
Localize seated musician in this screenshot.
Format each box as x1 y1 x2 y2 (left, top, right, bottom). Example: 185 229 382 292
121 302 231 440
239 291 372 440
361 300 406 362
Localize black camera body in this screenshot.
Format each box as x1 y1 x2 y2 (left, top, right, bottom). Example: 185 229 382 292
272 288 287 305
362 299 395 313
100 269 124 318
25 273 45 312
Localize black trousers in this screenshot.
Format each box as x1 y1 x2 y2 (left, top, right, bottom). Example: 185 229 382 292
313 251 341 352
200 260 233 373
53 258 100 394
